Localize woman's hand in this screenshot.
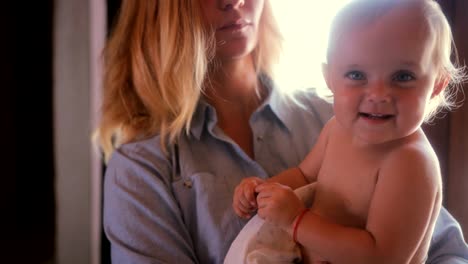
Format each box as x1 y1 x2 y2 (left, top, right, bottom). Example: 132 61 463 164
255 182 305 231
233 177 265 219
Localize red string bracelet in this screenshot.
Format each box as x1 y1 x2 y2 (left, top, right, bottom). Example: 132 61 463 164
293 208 310 243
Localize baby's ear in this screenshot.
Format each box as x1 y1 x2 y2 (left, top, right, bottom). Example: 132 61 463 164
431 74 450 98
322 63 333 93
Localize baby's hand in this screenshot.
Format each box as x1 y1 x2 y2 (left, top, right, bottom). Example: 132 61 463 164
233 177 265 219
256 182 304 229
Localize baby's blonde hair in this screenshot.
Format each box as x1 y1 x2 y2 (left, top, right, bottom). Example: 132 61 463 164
95 0 282 161
423 0 466 120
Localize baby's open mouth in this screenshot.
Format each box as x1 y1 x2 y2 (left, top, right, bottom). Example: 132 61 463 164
359 112 394 120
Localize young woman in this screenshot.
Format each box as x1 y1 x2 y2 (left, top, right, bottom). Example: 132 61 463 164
97 0 468 263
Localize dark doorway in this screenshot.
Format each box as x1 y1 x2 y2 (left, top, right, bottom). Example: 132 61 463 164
101 2 121 264
2 1 55 264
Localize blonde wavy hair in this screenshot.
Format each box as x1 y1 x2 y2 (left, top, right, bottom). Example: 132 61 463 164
96 0 282 161
326 0 466 121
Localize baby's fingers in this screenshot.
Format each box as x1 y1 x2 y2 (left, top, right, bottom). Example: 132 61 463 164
233 200 254 219
233 190 254 219
239 194 254 211
244 185 257 207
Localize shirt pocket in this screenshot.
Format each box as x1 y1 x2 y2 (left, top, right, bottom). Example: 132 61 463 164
172 172 242 261
172 172 233 223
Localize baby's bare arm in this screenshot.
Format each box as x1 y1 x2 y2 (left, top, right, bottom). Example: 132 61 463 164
298 117 334 183
363 141 442 263
238 116 334 219
294 137 442 264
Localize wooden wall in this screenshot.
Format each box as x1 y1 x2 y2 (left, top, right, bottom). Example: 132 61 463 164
426 0 468 240
445 0 468 241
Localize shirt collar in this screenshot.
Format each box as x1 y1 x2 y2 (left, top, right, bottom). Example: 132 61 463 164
258 74 293 132
190 98 212 140
189 75 293 140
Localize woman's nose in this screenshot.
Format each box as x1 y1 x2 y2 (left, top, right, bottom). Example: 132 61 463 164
219 0 245 10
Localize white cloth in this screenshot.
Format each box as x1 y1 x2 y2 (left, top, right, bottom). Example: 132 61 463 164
224 183 317 264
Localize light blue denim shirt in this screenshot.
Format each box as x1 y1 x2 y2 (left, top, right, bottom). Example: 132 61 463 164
104 78 468 264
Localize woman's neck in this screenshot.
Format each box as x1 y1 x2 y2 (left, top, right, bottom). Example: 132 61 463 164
203 56 264 159
205 56 259 106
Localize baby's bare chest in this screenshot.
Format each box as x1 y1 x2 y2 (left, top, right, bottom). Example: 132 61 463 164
311 148 381 228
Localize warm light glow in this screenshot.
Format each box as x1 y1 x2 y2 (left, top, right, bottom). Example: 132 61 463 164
270 0 351 93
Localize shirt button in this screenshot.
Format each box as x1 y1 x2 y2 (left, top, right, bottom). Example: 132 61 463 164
183 179 192 189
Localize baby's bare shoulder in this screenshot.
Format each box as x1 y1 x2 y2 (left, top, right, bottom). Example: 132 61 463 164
381 136 441 187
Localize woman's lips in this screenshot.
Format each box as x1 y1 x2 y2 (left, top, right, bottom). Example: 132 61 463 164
218 19 250 31
219 23 247 31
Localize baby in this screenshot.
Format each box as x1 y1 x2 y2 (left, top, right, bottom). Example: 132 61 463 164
232 0 466 263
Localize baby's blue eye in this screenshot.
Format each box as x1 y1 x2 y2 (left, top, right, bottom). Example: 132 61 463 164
346 71 366 80
393 71 415 82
